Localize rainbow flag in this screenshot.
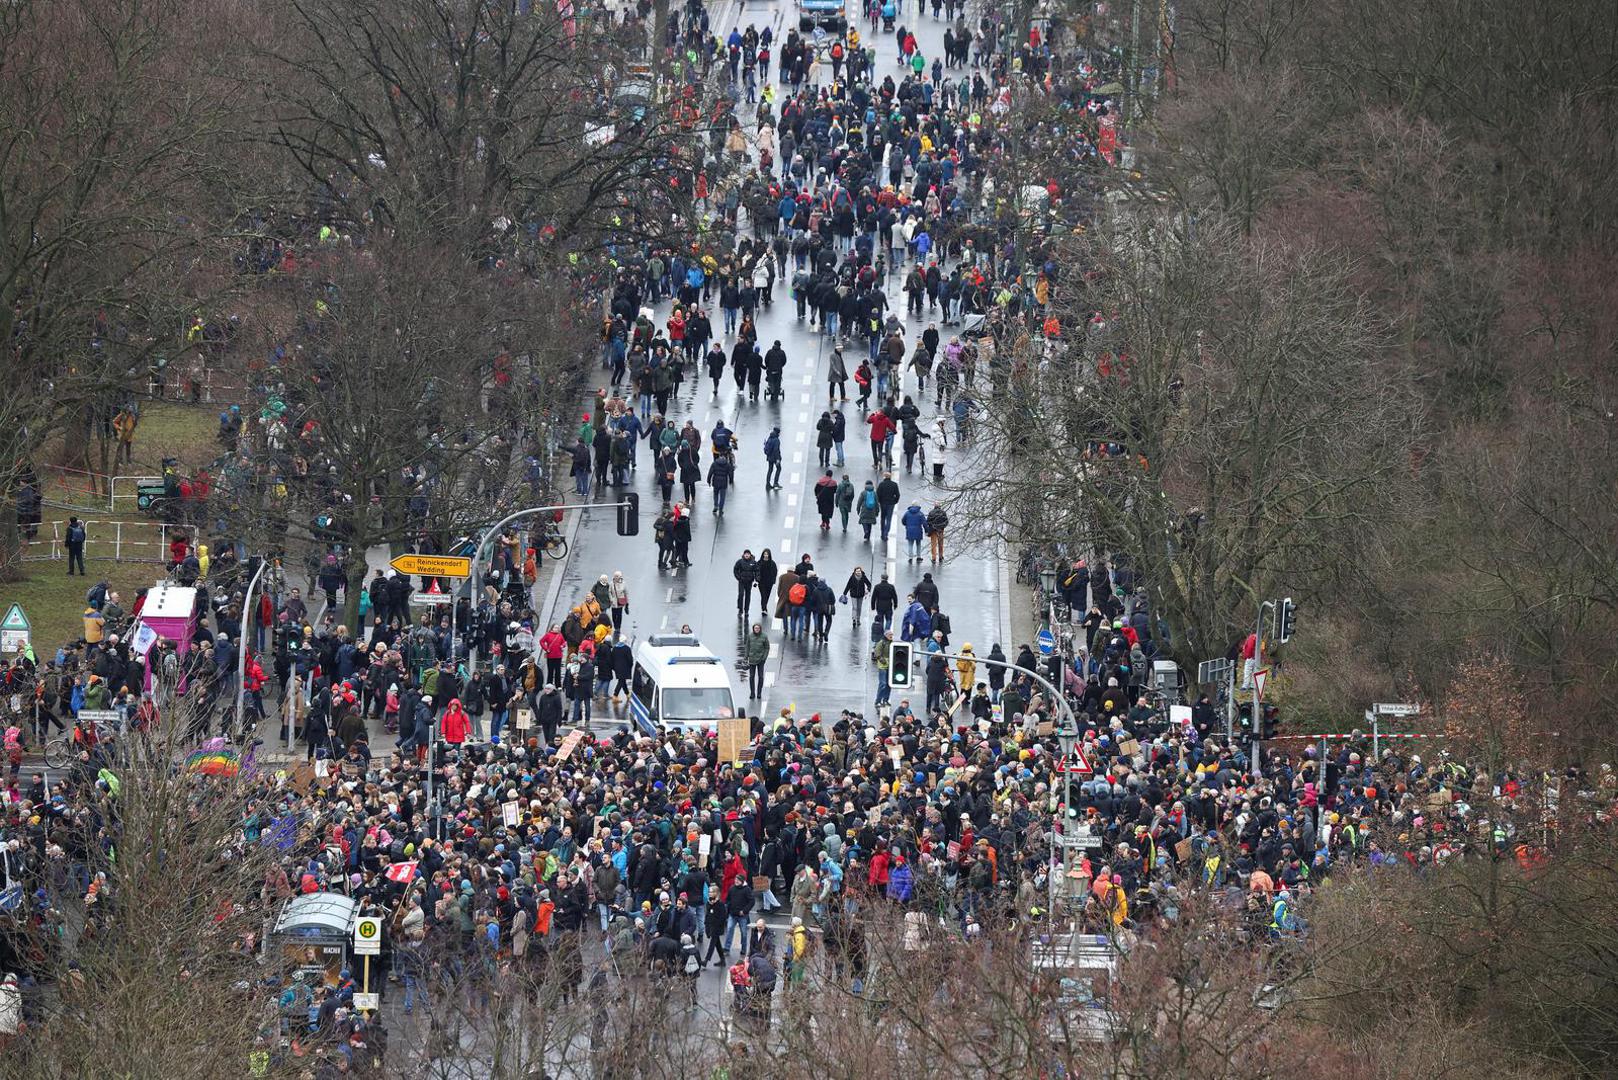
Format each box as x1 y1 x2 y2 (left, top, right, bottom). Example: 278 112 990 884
185 749 241 777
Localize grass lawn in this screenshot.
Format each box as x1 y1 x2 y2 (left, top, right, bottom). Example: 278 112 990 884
5 400 218 657
129 399 221 472
0 560 168 658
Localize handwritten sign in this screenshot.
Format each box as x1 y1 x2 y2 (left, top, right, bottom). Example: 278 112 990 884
717 716 751 766
554 728 587 763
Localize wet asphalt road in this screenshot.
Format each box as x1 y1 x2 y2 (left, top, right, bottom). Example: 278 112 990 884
551 3 1009 725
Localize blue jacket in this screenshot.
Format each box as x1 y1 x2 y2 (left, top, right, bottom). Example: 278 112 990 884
901 505 927 540
900 601 932 642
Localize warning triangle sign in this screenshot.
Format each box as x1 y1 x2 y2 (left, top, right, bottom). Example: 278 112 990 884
1056 744 1093 775
0 604 27 631
425 579 442 595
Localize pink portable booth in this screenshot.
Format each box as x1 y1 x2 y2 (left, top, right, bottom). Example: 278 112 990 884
139 584 200 693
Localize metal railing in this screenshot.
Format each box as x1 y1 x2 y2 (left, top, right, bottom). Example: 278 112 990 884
36 464 162 514
25 520 199 564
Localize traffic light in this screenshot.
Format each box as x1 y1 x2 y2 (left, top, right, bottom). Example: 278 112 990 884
1237 702 1253 731
616 492 639 537
1261 704 1279 739
888 641 913 687
1276 597 1297 643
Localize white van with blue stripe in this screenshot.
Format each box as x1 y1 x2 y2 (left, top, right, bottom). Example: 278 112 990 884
629 634 740 735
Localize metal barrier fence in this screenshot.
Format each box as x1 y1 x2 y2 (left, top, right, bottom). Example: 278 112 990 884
24 520 199 564
148 366 245 405
36 464 161 514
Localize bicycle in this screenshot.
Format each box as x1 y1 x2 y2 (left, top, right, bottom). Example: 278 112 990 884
538 522 569 561
45 718 118 769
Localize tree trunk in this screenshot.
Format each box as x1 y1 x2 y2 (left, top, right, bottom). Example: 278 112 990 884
0 503 22 584
343 546 370 632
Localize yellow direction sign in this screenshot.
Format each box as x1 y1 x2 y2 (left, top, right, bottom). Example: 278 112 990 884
389 554 472 578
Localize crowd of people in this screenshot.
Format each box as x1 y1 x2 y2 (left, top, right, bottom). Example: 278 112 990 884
7 1 1614 1075
8 514 1610 1063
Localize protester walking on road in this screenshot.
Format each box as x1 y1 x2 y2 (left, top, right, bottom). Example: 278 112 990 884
835 474 856 531
901 503 927 561
734 549 758 616
744 623 770 698
755 549 778 615
814 470 838 530
926 504 949 562
843 566 872 625
876 473 901 541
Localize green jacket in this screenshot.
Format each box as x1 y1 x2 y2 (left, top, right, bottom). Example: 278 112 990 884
857 488 880 524
871 638 890 672
744 630 771 665
835 479 856 512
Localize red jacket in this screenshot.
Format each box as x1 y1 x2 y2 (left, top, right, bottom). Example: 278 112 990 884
539 631 567 660
440 701 470 744
867 412 895 442
719 853 744 902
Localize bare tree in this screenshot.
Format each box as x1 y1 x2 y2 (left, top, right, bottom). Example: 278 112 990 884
0 0 249 576
952 218 1420 666
264 0 713 259
215 240 564 627
1 711 283 1076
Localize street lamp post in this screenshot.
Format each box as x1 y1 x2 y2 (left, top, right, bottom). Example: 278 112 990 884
464 500 634 674
1252 599 1275 769
235 557 268 746
916 647 1081 914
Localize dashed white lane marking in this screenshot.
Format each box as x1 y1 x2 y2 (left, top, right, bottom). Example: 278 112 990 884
786 493 799 507
788 471 801 485
792 451 804 464
783 515 795 529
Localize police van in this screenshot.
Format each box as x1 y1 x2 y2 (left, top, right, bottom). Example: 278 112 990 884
629 633 740 735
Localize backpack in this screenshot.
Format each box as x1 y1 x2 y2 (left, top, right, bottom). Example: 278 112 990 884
789 583 808 606
862 490 877 512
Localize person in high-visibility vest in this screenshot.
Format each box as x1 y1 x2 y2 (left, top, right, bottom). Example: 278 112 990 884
1269 888 1299 939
